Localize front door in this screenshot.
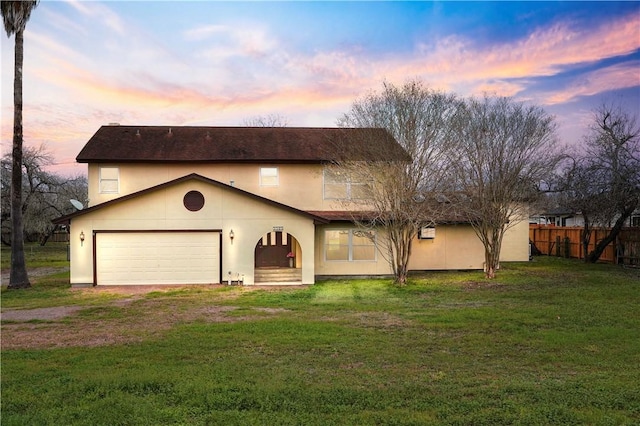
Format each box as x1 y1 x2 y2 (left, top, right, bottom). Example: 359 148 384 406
255 232 291 268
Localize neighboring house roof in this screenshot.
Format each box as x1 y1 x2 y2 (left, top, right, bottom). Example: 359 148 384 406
534 209 577 216
77 125 410 164
52 173 329 225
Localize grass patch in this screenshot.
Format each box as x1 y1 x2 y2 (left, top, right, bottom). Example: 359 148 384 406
1 243 128 309
2 256 639 425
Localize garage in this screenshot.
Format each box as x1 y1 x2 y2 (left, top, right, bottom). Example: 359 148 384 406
96 231 221 285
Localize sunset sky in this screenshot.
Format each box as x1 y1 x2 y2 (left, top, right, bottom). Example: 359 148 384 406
1 1 639 176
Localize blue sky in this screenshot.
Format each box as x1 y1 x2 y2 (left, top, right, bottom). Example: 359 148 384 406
1 1 639 176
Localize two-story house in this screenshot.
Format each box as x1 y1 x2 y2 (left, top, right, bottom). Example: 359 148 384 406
54 125 529 286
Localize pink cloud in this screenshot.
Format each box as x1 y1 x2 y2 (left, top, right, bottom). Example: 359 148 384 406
4 3 638 177
545 61 640 105
387 11 640 97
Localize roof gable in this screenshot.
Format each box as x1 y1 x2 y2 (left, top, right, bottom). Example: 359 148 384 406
76 126 409 163
53 173 329 225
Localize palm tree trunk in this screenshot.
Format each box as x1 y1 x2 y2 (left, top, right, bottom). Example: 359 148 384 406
8 27 30 289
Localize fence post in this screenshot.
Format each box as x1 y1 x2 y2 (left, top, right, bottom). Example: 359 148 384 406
564 237 570 258
555 236 561 257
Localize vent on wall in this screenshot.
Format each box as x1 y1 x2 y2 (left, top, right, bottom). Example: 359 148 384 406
419 227 435 239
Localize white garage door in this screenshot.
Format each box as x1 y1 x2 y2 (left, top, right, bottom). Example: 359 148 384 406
96 232 220 285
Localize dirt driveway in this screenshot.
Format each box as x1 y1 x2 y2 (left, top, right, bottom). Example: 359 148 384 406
1 278 292 350
0 266 69 286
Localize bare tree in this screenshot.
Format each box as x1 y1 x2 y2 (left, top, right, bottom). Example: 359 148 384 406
336 80 463 285
556 159 608 260
560 103 640 263
454 95 562 279
242 114 289 127
1 145 88 246
2 0 38 289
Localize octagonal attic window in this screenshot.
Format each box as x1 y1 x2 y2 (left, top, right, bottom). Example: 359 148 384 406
184 190 205 211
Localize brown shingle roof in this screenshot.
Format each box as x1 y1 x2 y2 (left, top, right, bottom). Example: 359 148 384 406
307 210 472 224
305 211 380 222
76 126 409 163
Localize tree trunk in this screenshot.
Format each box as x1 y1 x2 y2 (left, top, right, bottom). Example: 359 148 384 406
581 219 592 263
390 225 412 286
484 249 498 279
482 227 502 279
393 243 408 285
586 205 637 263
40 232 51 246
8 28 30 289
394 265 408 285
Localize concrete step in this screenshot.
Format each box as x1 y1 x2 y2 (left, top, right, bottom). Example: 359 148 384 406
255 268 302 283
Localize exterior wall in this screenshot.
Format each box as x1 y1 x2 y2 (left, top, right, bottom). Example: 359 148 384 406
70 179 316 286
409 219 530 269
87 163 351 212
500 218 530 262
314 220 530 277
79 162 532 281
408 224 486 270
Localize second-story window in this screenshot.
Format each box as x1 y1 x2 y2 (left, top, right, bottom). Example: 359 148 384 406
99 167 119 194
260 167 279 186
323 167 369 200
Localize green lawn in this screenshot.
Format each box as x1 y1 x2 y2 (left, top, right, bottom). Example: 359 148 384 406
1 248 639 425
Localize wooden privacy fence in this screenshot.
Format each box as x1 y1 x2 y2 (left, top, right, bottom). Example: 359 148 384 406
529 225 640 266
1 231 69 244
47 231 70 243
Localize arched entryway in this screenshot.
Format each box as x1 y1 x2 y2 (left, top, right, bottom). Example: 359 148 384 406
254 231 302 283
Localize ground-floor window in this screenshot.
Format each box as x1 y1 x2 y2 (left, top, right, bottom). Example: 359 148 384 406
324 229 376 261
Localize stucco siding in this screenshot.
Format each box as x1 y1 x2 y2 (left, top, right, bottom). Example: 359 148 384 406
408 224 486 270
313 221 529 277
499 218 530 262
70 178 317 285
88 163 361 212
69 215 95 286
74 168 532 284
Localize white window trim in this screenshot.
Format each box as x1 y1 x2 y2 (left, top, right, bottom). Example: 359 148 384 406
324 229 377 262
99 167 119 194
259 167 279 187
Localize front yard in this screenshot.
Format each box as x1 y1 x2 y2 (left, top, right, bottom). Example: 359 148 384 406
1 245 639 425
